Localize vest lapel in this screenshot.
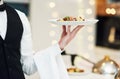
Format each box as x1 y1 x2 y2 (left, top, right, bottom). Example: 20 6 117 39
0 35 3 45
4 4 23 43
0 35 3 41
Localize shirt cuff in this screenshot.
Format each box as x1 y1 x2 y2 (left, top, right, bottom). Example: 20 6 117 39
52 43 63 55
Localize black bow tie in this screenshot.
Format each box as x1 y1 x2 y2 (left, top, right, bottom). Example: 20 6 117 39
0 3 6 11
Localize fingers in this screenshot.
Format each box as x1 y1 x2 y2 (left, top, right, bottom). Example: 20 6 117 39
72 25 84 32
62 25 66 32
61 25 67 38
67 25 71 34
77 25 84 27
71 25 84 37
61 25 83 38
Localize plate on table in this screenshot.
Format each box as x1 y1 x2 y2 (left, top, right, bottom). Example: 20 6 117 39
49 19 99 26
68 72 89 76
67 67 89 76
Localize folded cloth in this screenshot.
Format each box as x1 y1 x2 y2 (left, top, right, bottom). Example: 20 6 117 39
34 44 70 79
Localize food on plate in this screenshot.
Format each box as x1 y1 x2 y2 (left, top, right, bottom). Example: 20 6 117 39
67 67 84 73
57 16 85 21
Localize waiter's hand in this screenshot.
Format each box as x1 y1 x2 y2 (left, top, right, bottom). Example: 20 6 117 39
58 25 84 50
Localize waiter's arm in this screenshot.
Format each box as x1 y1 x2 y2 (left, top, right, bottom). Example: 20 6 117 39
17 10 84 75
17 10 63 75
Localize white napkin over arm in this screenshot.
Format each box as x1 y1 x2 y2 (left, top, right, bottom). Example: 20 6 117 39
33 44 70 79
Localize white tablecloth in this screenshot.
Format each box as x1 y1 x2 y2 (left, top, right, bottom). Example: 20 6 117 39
69 73 114 79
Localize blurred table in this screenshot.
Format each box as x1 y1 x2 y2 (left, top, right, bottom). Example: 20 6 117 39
69 73 114 79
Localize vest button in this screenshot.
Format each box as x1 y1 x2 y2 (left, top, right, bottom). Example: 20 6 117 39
7 56 10 59
9 68 12 72
4 43 7 47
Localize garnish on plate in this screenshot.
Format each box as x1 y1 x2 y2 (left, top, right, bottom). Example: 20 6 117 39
58 16 85 21
67 67 84 73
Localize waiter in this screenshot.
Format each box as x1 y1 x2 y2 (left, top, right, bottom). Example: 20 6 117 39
0 0 84 79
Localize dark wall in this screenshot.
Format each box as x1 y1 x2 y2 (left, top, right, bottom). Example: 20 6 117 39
96 16 120 49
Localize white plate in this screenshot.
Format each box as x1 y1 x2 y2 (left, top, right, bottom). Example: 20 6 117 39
49 19 99 26
68 72 89 76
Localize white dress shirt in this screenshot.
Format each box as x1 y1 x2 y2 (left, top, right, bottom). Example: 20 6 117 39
0 7 69 79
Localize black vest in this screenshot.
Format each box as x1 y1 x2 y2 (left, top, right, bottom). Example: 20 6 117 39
0 4 25 79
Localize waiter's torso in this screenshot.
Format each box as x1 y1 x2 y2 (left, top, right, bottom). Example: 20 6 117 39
0 4 25 79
